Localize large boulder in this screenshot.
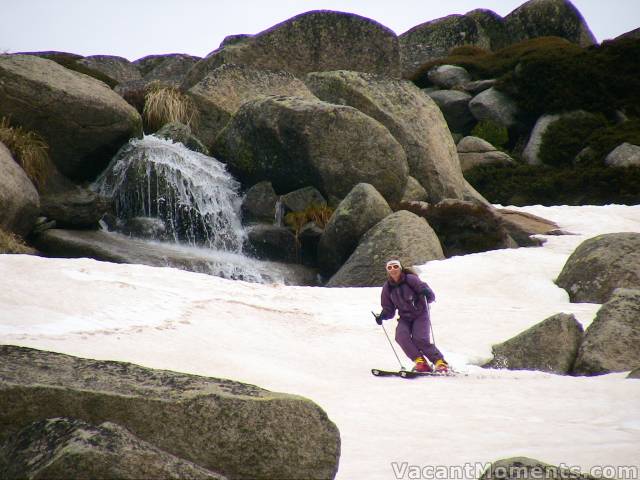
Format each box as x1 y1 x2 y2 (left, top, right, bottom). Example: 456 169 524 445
0 55 142 180
318 183 392 276
241 181 279 222
401 176 429 203
135 53 201 84
468 87 520 129
556 233 640 303
280 186 326 213
327 210 444 287
40 187 110 229
457 136 514 172
247 224 298 263
427 89 475 134
483 313 583 374
573 289 640 376
183 11 400 88
522 114 562 165
76 54 143 84
426 65 471 89
0 345 340 480
213 95 409 206
480 457 605 479
305 70 478 203
187 64 317 148
399 13 500 79
0 142 39 236
156 122 209 154
0 417 226 480
604 142 640 168
503 0 597 48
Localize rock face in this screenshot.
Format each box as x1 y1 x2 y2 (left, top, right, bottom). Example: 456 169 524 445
0 417 226 480
399 14 497 79
427 90 475 134
318 183 392 276
213 95 409 206
0 345 341 480
469 87 520 129
556 233 640 303
242 181 279 222
187 64 316 148
604 142 640 167
0 142 39 236
504 0 597 48
306 70 476 203
522 114 561 165
484 313 583 374
457 136 514 171
480 457 604 480
573 289 640 376
183 11 400 88
0 55 142 180
327 210 444 287
76 55 143 84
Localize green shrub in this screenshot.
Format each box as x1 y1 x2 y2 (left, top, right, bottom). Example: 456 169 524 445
465 163 640 206
471 120 509 148
539 113 609 167
500 38 640 117
411 37 580 87
587 119 640 163
0 117 51 189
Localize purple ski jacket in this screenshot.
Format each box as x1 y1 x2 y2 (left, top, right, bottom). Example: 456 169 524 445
380 272 435 322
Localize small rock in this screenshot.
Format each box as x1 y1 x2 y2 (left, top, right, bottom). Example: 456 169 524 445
604 142 640 168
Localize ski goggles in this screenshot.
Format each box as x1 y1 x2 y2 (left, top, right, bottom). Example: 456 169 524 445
386 260 402 271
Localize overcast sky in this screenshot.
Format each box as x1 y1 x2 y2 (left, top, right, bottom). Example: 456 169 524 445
2 0 638 61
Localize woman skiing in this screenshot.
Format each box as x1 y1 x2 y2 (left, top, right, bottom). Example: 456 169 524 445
374 259 449 373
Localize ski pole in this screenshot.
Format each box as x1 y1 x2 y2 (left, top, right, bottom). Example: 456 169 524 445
427 302 436 347
373 312 405 371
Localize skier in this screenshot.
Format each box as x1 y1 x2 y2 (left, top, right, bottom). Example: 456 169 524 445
374 259 449 373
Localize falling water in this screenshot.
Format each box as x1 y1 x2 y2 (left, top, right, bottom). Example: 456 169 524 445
94 135 246 251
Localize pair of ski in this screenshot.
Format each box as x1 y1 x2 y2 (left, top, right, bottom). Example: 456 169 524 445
371 368 456 379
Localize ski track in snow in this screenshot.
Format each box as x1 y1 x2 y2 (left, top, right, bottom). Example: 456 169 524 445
1 205 640 479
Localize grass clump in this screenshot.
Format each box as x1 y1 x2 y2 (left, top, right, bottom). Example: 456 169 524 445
0 228 36 254
142 82 199 132
0 117 51 189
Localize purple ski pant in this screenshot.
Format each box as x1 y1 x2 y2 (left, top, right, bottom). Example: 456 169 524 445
395 313 444 363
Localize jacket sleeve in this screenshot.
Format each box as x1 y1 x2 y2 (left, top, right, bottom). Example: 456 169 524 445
380 283 396 320
405 273 436 303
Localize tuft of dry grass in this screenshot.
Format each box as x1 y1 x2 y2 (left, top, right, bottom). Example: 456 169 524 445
142 82 199 132
0 227 36 254
0 117 51 189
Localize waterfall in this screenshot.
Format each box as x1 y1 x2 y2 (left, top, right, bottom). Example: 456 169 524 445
93 135 246 251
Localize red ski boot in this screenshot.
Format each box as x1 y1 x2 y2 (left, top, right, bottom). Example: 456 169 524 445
434 359 449 374
412 356 432 373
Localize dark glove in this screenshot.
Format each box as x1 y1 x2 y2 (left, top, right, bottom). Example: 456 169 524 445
422 287 436 303
372 311 384 325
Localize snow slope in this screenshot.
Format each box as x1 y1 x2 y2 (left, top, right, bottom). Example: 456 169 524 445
1 205 639 479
